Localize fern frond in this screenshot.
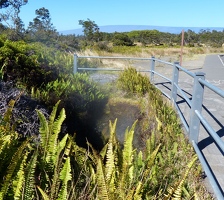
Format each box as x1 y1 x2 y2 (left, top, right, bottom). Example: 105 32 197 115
58 157 72 200
105 138 115 194
123 120 137 167
137 151 144 168
49 135 69 200
48 108 66 164
96 158 109 200
49 100 61 129
146 143 161 169
36 109 49 158
63 135 72 158
133 181 143 200
13 150 29 200
146 131 156 156
0 140 29 199
53 107 66 135
24 150 38 200
118 120 137 197
140 143 161 185
37 186 50 200
164 155 198 199
0 135 11 155
100 142 108 159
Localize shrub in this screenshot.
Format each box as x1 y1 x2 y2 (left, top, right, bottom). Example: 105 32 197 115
112 33 133 46
117 67 155 95
0 39 73 89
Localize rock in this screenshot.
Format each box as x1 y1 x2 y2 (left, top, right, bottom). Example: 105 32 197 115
0 81 49 137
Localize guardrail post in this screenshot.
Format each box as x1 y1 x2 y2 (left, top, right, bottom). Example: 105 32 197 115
189 72 205 143
171 62 180 102
150 56 155 83
73 53 78 74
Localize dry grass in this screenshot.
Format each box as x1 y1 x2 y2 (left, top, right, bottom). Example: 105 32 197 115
77 46 224 60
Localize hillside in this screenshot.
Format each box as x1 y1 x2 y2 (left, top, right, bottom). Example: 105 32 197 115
59 25 224 35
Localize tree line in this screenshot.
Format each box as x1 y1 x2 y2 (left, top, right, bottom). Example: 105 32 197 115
1 1 224 52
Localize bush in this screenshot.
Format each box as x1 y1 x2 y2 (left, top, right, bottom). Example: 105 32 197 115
0 39 73 89
112 33 133 46
117 67 155 95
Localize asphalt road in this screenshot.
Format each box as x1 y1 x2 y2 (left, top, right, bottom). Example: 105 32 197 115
179 54 224 199
203 54 224 82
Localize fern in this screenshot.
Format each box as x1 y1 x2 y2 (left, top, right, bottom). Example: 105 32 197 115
58 157 72 200
37 186 50 200
164 155 198 199
24 150 38 200
0 140 29 199
104 119 117 192
12 150 29 200
36 109 49 160
119 120 137 193
49 108 66 165
96 158 109 200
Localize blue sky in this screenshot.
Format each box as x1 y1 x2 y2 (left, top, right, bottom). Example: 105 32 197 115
19 0 224 31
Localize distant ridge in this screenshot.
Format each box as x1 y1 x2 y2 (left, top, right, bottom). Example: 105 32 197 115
59 25 224 35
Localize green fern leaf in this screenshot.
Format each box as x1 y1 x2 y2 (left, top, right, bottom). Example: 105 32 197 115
53 108 66 135
133 181 143 200
164 155 198 199
0 135 11 155
37 186 50 200
49 108 66 164
141 143 161 185
137 151 143 168
118 120 137 196
96 158 109 200
0 140 29 199
105 139 115 194
13 150 29 200
100 143 108 159
24 150 38 200
146 143 161 169
123 120 137 167
58 157 72 200
36 109 49 158
58 134 69 157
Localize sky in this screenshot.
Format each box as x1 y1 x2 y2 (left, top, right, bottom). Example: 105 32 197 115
18 0 224 32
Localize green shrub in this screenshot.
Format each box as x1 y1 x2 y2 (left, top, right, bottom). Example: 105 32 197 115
31 73 106 111
0 39 74 89
117 67 155 95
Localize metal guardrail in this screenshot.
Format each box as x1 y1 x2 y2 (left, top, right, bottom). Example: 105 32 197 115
74 54 224 200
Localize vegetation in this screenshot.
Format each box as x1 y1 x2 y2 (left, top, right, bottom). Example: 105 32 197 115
0 2 218 199
0 88 213 199
117 67 155 95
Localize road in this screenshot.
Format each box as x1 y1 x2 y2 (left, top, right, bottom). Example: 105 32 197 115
197 55 224 198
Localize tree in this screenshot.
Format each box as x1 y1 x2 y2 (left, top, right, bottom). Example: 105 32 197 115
184 29 198 46
27 7 57 43
0 0 27 40
0 0 13 9
112 32 133 46
78 18 101 44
